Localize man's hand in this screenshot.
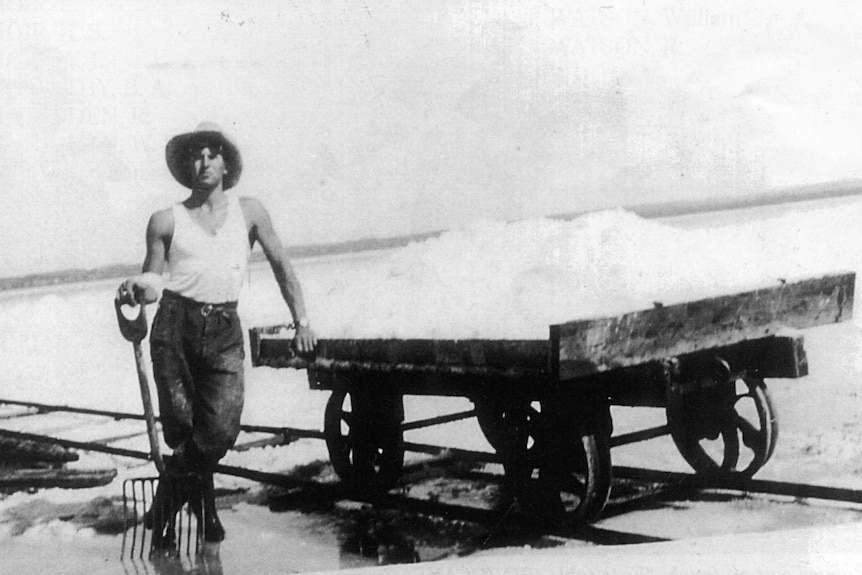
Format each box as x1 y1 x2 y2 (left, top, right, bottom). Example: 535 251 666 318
294 326 317 355
116 273 163 306
116 279 143 306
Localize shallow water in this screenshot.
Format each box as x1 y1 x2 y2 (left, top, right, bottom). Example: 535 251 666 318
2 505 381 575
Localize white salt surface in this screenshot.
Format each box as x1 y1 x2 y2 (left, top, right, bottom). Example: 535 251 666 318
276 205 861 339
313 521 862 575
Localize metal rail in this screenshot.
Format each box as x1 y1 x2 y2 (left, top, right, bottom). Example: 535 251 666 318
5 397 862 527
0 399 325 440
0 399 147 421
401 409 478 432
0 428 153 462
610 425 669 447
0 426 339 490
613 466 862 506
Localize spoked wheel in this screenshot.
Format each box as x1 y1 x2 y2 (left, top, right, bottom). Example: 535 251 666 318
668 377 778 478
539 431 612 524
473 398 507 452
324 388 405 489
497 400 612 525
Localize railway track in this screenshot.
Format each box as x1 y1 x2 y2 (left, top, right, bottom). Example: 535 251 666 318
3 397 862 546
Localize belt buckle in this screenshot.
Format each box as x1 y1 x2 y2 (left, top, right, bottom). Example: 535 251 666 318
201 303 214 317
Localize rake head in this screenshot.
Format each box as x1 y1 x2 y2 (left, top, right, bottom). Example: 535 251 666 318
121 473 205 560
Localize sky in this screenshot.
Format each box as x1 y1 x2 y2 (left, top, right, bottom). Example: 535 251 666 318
2 0 862 278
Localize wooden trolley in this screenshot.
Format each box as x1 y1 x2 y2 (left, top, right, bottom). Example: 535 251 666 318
250 272 855 524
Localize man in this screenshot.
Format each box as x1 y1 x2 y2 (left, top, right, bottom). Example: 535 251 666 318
117 121 316 543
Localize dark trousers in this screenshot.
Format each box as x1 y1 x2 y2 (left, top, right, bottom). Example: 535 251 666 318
150 290 245 470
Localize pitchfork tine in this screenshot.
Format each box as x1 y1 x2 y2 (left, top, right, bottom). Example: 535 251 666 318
121 480 129 559
140 481 148 558
146 479 155 558
175 485 183 554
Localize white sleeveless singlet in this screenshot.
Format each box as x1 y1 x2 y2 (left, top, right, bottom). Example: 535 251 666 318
166 195 251 303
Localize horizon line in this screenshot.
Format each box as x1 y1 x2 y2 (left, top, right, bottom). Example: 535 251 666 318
3 178 861 291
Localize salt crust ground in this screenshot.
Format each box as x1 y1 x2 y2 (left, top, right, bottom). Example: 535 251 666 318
3 512 862 575
312 522 862 575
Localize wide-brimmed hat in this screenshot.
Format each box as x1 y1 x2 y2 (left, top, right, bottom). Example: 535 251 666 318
165 122 243 190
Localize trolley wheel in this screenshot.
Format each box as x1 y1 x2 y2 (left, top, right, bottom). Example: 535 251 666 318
668 377 778 478
538 431 612 525
324 388 405 489
498 401 612 525
474 399 507 451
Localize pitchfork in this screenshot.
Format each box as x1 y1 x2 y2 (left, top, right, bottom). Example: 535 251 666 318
115 294 203 559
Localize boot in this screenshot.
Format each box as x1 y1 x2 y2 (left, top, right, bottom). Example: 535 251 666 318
144 476 186 552
189 472 225 542
143 456 188 530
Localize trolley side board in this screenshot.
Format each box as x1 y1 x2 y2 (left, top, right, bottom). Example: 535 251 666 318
552 272 855 381
250 331 550 376
249 272 854 387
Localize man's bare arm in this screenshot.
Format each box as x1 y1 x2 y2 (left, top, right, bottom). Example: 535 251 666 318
243 197 317 353
117 209 172 305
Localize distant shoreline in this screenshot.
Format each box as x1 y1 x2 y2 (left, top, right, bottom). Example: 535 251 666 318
3 179 861 292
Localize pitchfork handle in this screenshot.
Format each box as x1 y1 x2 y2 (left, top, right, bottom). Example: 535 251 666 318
115 297 166 474
132 340 166 474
